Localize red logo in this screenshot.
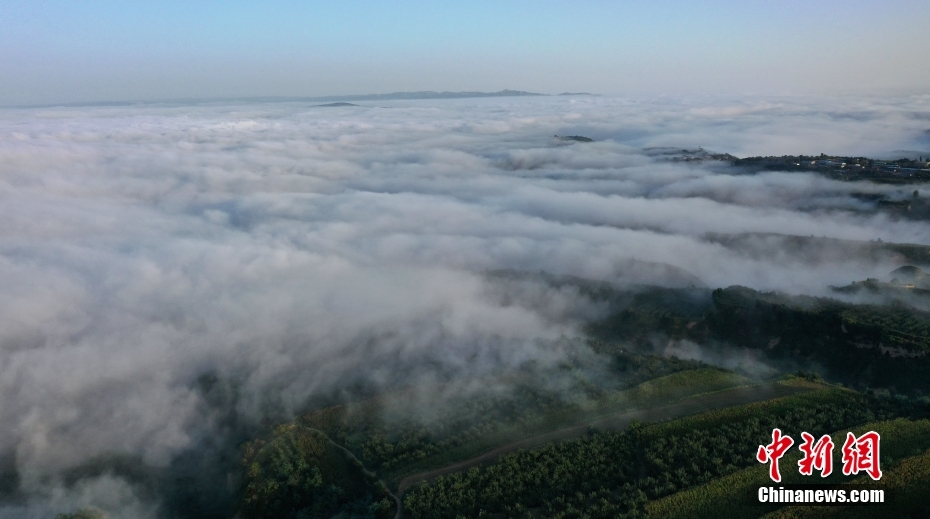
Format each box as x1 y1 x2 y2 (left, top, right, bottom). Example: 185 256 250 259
757 429 882 482
841 431 882 481
798 432 834 477
757 428 794 482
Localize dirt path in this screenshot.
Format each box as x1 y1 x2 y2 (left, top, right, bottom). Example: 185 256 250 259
396 383 813 494
308 428 404 519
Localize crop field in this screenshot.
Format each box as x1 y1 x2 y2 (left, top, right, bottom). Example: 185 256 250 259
400 380 922 519
397 367 746 482
395 381 816 495
292 363 749 482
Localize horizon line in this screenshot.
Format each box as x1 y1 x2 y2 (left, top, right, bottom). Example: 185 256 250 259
3 90 603 110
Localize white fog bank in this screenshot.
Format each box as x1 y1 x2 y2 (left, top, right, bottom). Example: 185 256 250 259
1 94 929 517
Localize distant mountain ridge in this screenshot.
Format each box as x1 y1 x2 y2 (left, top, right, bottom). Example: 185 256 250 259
307 89 546 102
19 90 549 108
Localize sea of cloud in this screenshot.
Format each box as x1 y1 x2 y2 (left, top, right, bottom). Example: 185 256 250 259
1 93 929 517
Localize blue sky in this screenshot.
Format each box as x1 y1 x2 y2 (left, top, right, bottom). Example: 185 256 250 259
2 0 929 105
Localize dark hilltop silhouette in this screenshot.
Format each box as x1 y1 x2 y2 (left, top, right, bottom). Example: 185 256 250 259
309 90 545 103
554 135 595 142
890 265 930 287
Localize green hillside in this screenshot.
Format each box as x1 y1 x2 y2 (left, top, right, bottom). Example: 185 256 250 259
233 272 930 518
402 383 925 518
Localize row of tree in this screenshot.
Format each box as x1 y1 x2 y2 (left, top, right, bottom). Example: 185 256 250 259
403 393 925 518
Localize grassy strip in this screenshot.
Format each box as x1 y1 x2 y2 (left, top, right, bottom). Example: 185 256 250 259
602 368 751 409
641 379 846 440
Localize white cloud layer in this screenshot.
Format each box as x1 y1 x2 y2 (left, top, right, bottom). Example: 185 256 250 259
0 94 929 517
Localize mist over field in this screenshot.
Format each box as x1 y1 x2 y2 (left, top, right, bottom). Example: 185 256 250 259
2 94 930 517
